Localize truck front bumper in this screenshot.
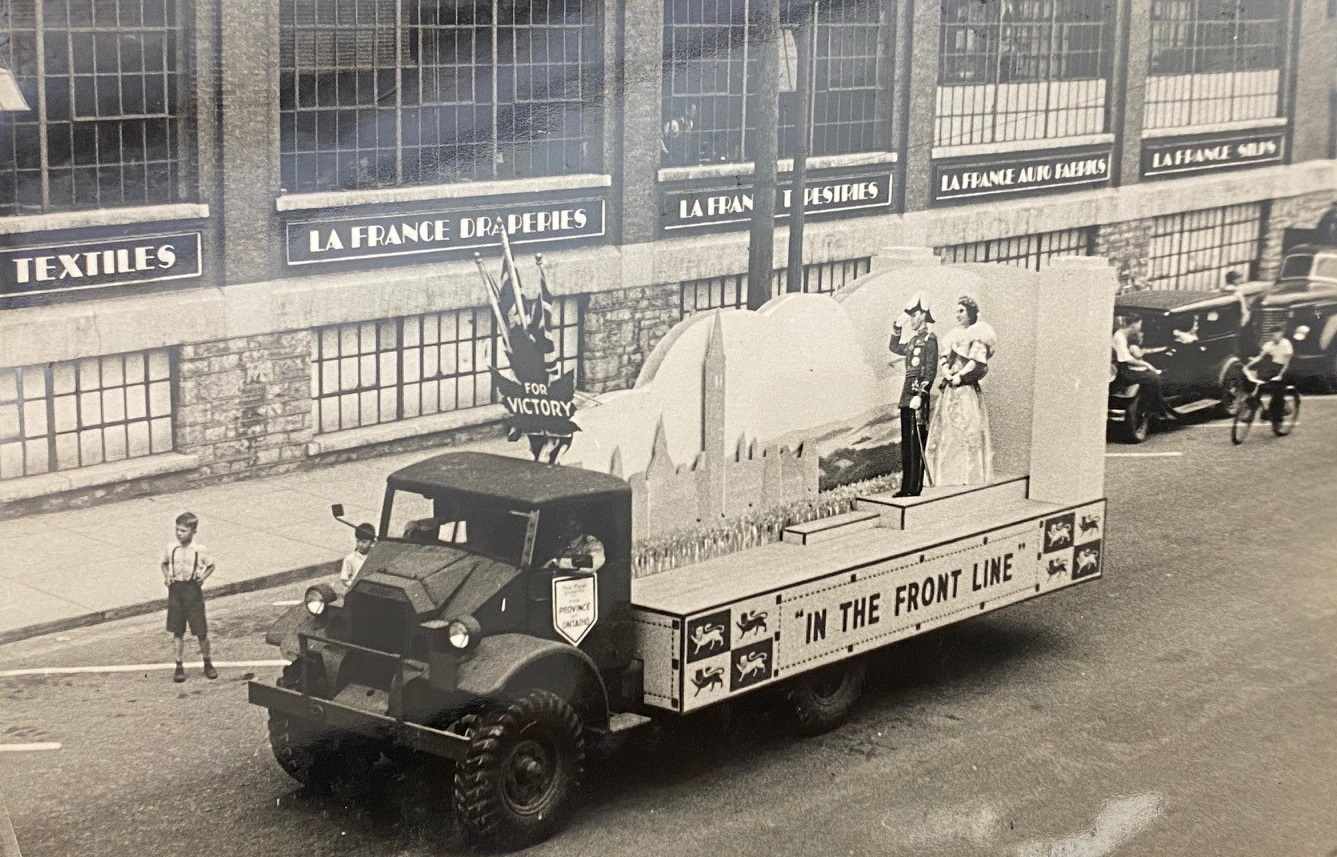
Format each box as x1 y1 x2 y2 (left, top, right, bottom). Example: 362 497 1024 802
247 680 469 761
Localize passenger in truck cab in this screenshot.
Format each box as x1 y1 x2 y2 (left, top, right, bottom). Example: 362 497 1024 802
546 515 605 573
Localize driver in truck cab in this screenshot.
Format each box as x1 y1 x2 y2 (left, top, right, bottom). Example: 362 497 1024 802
546 516 605 572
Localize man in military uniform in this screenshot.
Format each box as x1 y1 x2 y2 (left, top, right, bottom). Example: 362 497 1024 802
888 294 938 497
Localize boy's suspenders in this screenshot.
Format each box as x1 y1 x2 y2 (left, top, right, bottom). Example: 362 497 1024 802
170 547 201 582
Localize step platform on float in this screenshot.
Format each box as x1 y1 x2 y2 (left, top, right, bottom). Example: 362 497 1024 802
855 475 1029 531
781 509 882 546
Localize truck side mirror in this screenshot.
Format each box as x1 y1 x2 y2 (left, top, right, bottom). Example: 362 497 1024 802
331 504 345 519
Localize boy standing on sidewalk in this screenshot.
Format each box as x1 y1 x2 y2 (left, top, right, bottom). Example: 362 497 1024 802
162 512 218 683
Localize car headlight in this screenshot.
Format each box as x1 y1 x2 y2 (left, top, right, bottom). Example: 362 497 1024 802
304 584 338 616
446 615 482 650
1294 325 1310 341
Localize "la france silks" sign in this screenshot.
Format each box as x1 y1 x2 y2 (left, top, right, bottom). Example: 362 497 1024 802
661 172 893 231
286 199 605 267
932 148 1112 204
1140 130 1285 179
0 232 202 299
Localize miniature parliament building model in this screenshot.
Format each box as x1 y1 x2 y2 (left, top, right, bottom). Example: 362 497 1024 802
248 249 1116 849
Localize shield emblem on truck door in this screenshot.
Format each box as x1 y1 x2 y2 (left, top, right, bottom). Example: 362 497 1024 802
552 574 598 646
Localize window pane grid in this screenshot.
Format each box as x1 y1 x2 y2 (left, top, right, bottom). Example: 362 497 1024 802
662 0 889 168
680 257 872 317
936 0 1110 146
1145 0 1283 130
0 348 175 481
312 297 583 433
0 0 189 215
280 0 601 193
938 227 1094 271
1147 203 1264 291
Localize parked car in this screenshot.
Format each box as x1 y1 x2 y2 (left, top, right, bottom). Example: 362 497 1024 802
1255 244 1337 388
1108 286 1267 443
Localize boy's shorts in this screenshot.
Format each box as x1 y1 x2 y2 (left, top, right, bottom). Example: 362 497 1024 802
166 581 208 637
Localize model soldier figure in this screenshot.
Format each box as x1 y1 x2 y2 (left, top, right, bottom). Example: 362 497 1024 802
888 293 938 497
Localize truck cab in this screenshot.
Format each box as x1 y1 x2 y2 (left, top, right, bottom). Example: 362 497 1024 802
1257 244 1337 387
250 452 637 848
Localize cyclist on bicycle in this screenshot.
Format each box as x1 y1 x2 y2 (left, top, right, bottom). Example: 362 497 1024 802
1241 328 1294 421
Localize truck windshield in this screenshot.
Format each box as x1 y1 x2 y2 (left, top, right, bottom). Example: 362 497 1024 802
383 488 532 566
1279 254 1313 279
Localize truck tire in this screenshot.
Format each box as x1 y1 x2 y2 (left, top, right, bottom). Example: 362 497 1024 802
788 659 867 737
453 690 585 848
269 665 379 795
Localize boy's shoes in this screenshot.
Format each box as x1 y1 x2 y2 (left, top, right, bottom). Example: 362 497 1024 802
203 660 219 680
173 662 186 683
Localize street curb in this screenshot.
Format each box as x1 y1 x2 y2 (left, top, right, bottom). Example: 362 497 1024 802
0 559 339 648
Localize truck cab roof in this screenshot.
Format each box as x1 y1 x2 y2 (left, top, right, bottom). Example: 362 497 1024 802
387 452 631 508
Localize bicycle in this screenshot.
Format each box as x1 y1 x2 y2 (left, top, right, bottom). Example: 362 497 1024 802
1230 374 1301 445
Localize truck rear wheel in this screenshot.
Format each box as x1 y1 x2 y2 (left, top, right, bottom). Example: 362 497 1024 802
452 690 585 848
788 659 867 737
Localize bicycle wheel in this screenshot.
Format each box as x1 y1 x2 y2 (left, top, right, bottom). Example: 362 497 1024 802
1231 398 1256 445
1270 390 1301 436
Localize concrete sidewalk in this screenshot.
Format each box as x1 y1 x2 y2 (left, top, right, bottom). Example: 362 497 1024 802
0 438 514 646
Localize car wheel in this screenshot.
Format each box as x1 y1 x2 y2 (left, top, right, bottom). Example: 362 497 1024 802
1120 394 1151 443
788 658 867 737
453 690 585 849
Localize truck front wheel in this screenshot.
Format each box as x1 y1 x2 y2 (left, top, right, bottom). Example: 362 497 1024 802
453 690 585 848
788 658 867 737
266 712 378 796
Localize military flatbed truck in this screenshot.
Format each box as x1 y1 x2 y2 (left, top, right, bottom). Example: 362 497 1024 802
248 451 1105 849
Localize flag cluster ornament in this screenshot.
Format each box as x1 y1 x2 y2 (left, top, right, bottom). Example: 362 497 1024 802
475 231 579 464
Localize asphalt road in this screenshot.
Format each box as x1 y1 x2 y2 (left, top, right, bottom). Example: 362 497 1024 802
2 399 1336 857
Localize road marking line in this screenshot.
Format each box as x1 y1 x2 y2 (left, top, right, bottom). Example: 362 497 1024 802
272 600 303 606
0 659 288 678
0 743 61 752
1105 451 1183 458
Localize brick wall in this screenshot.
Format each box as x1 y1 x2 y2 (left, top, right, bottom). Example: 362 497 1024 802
582 283 682 393
174 331 314 478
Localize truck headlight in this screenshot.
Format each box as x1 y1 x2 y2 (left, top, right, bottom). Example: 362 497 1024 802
305 584 338 616
1294 325 1310 341
446 615 481 650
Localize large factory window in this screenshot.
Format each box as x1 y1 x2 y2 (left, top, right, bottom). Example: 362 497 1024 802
0 0 194 216
279 0 603 194
938 228 1094 271
1147 203 1265 291
661 0 889 168
936 0 1111 147
1145 0 1285 130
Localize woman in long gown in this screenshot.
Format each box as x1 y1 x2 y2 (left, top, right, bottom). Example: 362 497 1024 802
925 296 996 486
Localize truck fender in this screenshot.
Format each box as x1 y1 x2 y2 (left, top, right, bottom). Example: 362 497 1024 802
1319 314 1337 352
266 604 318 654
456 634 610 730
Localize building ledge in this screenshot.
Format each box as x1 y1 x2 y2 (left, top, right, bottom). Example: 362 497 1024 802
1140 117 1289 140
0 204 210 236
307 404 509 456
276 175 613 212
0 453 200 504
931 134 1115 161
658 151 899 183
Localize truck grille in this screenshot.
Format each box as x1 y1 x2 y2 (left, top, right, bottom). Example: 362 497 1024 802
345 589 412 655
1260 307 1289 338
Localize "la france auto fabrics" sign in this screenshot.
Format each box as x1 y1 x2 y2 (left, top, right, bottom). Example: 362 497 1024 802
286 197 605 267
0 231 203 299
932 146 1112 204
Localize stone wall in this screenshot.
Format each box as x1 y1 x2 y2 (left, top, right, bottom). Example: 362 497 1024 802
581 282 682 393
1093 218 1157 291
1259 191 1337 280
174 332 314 479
